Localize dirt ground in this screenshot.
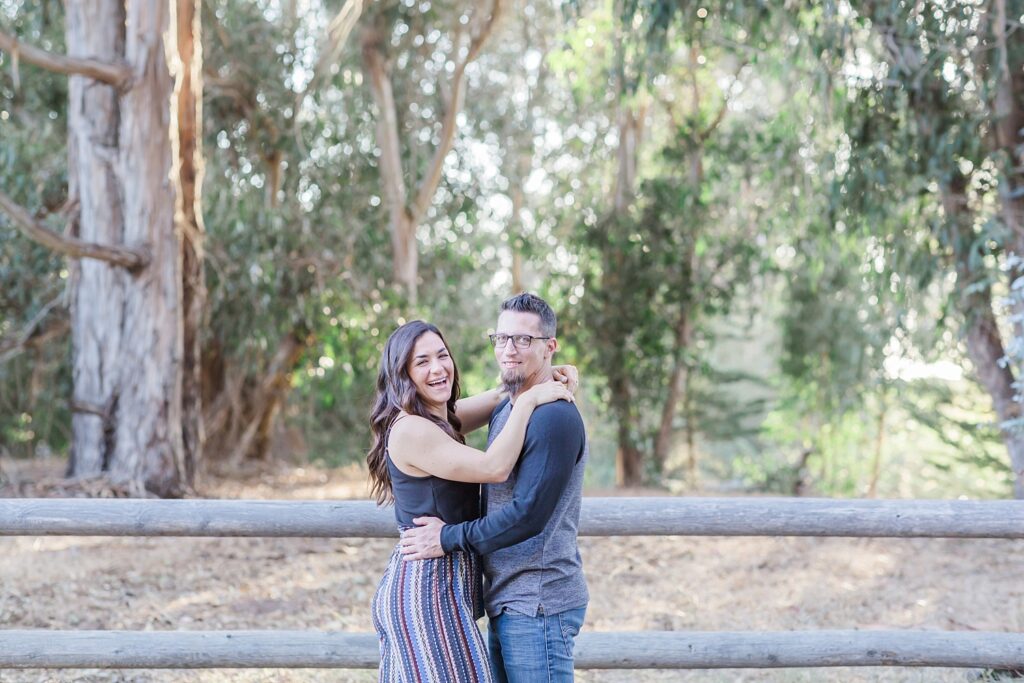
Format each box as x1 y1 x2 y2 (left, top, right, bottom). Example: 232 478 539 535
1 458 1022 683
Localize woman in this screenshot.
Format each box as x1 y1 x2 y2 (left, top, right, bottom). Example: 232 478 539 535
367 320 575 682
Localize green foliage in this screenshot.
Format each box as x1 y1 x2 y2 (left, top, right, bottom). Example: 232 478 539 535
0 1 70 457
556 0 816 483
0 0 1016 500
799 0 1024 491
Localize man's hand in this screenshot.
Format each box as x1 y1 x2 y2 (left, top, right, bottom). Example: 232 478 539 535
399 516 446 560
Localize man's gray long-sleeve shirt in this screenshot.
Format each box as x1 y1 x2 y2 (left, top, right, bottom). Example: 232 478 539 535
440 398 589 618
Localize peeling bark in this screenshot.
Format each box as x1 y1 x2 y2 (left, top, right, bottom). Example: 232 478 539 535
175 0 206 488
65 0 196 497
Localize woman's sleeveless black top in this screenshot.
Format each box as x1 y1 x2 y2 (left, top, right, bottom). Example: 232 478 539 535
386 452 480 528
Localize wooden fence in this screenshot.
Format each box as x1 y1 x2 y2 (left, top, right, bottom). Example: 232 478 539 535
2 497 1023 671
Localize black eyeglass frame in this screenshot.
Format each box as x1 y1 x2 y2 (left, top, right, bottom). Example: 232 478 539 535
488 333 553 349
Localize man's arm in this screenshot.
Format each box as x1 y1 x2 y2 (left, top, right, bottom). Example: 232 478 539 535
440 401 584 556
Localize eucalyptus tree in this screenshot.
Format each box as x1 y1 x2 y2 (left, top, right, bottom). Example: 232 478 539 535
554 1 800 486
198 0 379 464
198 0 522 463
457 0 562 294
359 0 502 302
0 0 204 496
821 0 1024 496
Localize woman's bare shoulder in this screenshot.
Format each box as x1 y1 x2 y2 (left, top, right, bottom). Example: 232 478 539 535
389 413 444 442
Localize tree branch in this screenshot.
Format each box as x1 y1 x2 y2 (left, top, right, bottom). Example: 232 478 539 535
292 0 365 157
409 0 502 221
699 60 748 141
0 189 148 269
0 29 132 89
362 24 410 222
309 0 365 97
0 296 69 365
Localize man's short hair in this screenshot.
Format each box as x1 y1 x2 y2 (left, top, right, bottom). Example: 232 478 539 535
500 292 557 337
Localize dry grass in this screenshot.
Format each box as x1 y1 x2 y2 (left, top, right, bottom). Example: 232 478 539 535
1 458 1022 682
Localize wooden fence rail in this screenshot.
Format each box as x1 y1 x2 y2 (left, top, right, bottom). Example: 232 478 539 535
2 630 1023 669
3 497 1024 537
3 497 1024 671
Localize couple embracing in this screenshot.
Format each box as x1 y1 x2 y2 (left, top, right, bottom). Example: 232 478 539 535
367 292 589 682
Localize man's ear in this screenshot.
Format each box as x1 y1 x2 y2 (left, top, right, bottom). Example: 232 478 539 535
547 337 559 357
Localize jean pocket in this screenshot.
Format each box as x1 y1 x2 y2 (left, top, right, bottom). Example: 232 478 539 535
557 610 584 659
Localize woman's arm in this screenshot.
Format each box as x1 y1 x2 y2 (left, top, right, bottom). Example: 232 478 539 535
389 381 573 483
454 388 506 434
454 365 579 434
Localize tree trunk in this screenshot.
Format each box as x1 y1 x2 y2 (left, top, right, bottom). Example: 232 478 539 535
610 115 641 486
964 306 1024 498
361 25 416 300
875 3 1024 499
652 56 710 477
265 150 283 208
65 0 193 497
511 249 524 294
683 371 698 489
867 397 886 498
613 108 640 214
176 0 205 489
654 297 694 473
361 4 501 302
941 175 1024 498
653 134 701 474
991 0 1024 249
607 56 646 487
227 333 306 464
990 5 1024 349
508 151 528 294
389 210 418 301
610 371 643 487
203 332 307 465
983 3 1024 497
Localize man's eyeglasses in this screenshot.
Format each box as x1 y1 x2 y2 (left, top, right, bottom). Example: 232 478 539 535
488 333 552 349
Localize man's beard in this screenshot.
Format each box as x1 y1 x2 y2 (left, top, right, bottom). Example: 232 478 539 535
501 370 526 397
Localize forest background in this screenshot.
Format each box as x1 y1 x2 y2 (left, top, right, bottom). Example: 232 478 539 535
2 0 1024 502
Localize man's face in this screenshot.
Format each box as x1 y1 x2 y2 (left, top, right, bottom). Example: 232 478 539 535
494 310 556 396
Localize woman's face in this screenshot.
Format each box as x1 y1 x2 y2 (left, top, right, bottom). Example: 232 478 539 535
406 331 455 411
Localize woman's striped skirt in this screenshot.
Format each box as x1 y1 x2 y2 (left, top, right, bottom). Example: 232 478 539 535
372 544 492 682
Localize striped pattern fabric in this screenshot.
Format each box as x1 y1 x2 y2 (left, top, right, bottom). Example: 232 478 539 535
372 543 492 682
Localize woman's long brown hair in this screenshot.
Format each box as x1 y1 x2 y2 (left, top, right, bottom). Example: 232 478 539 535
367 320 465 505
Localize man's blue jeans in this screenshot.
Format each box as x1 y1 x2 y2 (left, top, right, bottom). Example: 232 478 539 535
487 606 587 683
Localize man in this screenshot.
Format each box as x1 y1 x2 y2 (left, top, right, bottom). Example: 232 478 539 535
399 292 589 682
